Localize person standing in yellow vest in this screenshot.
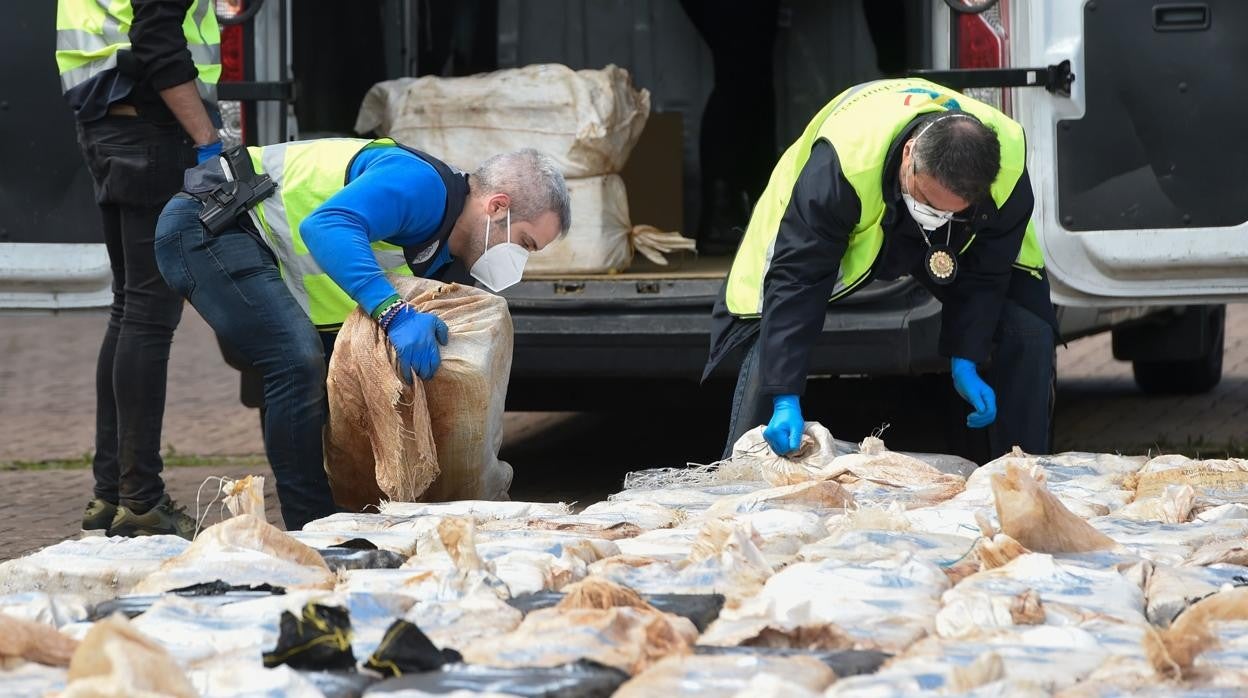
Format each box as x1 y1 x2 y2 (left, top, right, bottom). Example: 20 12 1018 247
704 79 1057 461
57 0 222 539
154 141 570 529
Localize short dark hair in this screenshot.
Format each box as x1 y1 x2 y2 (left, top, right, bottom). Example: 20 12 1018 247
911 112 1001 203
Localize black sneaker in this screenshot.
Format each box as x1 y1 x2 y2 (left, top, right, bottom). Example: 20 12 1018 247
110 495 197 540
81 498 118 537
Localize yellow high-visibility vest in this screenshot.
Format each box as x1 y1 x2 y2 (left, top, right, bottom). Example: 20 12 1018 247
725 78 1043 318
56 0 220 106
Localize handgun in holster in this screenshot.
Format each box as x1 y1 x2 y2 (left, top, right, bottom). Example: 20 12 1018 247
197 145 277 236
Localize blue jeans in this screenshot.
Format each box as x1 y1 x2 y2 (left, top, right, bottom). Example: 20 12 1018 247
154 195 338 529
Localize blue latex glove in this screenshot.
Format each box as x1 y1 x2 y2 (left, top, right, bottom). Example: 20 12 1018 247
195 140 223 165
763 394 805 456
951 357 997 428
384 306 449 382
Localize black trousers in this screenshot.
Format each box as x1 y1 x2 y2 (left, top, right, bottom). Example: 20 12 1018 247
724 299 1056 461
76 114 195 511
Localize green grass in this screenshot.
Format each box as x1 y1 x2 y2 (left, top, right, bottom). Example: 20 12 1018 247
1132 436 1248 459
0 447 267 472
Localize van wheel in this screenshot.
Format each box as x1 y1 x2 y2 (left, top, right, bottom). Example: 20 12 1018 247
1132 306 1225 395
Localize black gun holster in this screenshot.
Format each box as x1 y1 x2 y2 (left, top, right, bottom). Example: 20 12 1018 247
195 145 278 236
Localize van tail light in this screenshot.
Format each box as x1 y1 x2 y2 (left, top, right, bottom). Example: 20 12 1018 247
954 1 1011 115
216 0 247 145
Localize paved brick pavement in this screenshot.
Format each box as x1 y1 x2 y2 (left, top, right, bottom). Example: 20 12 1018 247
0 464 282 561
1053 305 1247 454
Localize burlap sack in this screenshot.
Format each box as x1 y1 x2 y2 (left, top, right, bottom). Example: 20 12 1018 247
326 277 513 510
355 64 650 178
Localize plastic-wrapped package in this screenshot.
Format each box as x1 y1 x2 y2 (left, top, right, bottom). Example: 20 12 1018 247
936 553 1147 638
1091 517 1248 566
1116 484 1197 524
0 535 190 605
0 593 90 629
705 481 855 516
363 661 628 697
0 612 79 668
700 552 949 652
462 601 698 675
966 450 1146 518
405 591 524 651
62 614 197 698
355 64 649 179
379 500 571 521
575 500 686 531
1131 456 1248 515
991 464 1117 554
829 626 1115 695
798 528 975 569
326 279 515 507
133 515 336 594
825 437 966 508
613 653 835 697
608 483 767 512
589 522 774 604
616 510 825 564
0 662 69 697
286 530 422 557
1144 588 1248 681
1145 563 1248 626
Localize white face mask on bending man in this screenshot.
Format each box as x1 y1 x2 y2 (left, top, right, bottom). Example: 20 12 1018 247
469 208 529 292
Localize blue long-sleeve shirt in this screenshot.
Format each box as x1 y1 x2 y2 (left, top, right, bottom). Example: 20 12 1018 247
300 144 450 317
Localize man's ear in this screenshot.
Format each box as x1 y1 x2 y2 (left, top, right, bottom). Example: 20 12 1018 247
487 193 510 215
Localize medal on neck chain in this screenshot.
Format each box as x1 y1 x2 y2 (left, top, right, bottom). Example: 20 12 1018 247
920 223 958 285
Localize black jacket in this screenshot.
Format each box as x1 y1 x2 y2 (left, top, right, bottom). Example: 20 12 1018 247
704 116 1058 395
67 0 207 123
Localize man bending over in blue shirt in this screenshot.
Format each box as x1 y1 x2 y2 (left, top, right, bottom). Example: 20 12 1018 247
154 140 570 529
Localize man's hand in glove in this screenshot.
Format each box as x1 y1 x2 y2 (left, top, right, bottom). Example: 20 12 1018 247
384 305 449 382
951 357 997 428
763 394 805 456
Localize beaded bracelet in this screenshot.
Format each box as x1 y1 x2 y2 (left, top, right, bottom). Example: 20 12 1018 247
377 300 406 332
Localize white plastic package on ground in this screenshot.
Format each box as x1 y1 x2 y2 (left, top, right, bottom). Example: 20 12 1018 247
1145 563 1248 627
355 64 650 178
378 500 571 521
615 510 825 564
561 499 686 531
830 625 1130 695
613 653 836 697
701 552 950 652
799 528 975 569
133 515 336 594
462 605 699 676
0 535 189 604
1091 516 1248 566
590 521 774 603
286 529 421 557
0 592 91 628
935 553 1147 638
404 591 524 651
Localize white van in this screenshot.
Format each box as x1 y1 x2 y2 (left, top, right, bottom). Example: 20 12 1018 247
4 0 1242 415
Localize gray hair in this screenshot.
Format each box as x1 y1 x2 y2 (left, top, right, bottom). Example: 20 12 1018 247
473 148 571 235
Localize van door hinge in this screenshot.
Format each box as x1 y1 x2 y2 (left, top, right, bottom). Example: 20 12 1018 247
908 60 1075 97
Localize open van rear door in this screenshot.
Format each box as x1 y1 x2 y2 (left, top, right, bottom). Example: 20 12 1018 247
1011 0 1248 306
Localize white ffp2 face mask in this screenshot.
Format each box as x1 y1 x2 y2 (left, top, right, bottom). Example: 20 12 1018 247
903 162 958 231
469 208 529 292
903 192 956 230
